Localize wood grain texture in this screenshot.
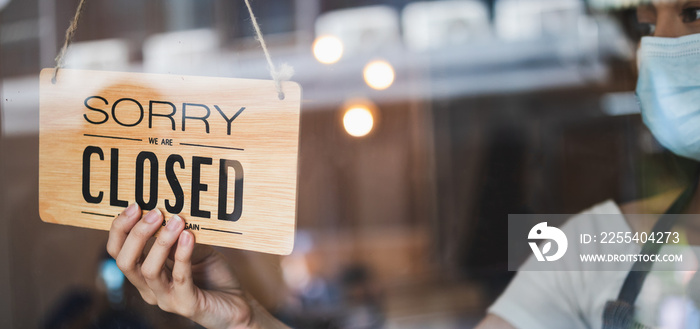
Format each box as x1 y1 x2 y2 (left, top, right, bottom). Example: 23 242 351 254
39 68 300 255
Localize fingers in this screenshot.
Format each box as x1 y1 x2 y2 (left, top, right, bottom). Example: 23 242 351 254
172 231 195 294
142 215 185 296
147 229 198 318
107 209 205 321
115 208 164 303
106 203 141 259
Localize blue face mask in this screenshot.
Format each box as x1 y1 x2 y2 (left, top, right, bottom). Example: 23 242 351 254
637 33 700 161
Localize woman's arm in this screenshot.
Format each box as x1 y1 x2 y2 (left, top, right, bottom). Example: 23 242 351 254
106 203 290 329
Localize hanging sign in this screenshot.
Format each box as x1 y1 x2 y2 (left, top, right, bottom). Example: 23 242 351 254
39 68 301 255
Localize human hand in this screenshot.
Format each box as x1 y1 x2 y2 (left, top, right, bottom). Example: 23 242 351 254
106 203 281 329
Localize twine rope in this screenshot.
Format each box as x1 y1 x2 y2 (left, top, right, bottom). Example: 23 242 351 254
52 0 293 100
243 0 292 100
52 0 88 84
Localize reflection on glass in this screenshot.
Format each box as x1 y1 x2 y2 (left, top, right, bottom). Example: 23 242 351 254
363 60 394 90
99 258 125 304
343 106 374 137
313 35 344 64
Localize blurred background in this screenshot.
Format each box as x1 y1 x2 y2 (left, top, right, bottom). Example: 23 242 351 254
0 0 689 328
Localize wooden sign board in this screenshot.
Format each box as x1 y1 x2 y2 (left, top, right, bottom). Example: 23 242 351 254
39 69 301 255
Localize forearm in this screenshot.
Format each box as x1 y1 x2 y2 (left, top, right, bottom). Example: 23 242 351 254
246 298 290 329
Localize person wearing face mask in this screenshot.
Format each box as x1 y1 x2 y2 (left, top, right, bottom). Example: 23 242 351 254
105 1 700 329
476 1 700 329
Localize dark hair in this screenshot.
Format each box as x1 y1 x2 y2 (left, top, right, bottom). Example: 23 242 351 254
608 7 646 41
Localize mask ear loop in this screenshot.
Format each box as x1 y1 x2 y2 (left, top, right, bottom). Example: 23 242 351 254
51 0 88 84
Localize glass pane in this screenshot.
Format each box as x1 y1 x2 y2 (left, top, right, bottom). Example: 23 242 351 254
2 0 698 328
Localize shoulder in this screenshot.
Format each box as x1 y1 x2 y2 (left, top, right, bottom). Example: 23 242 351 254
487 200 634 329
617 188 681 233
562 189 680 237
558 199 628 236
618 188 681 215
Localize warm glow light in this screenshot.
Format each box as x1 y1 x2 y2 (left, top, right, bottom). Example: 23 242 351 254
363 60 395 90
313 36 343 64
343 106 374 137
